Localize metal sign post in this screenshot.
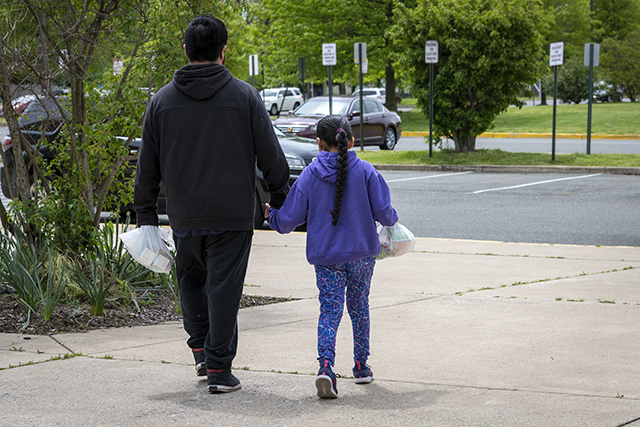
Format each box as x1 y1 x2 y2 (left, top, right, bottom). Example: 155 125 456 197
549 42 564 162
354 42 367 151
322 43 337 115
584 43 599 155
425 41 438 158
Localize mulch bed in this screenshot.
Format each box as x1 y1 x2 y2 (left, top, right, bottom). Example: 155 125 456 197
0 286 291 335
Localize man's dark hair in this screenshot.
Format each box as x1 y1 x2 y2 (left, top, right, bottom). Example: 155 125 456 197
183 15 228 63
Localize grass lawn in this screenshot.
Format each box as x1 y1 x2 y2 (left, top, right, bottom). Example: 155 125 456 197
398 102 640 135
356 149 640 167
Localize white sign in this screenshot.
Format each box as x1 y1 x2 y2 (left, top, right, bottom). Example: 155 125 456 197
113 57 123 74
322 43 337 66
354 42 367 63
584 43 600 67
425 41 438 63
549 42 564 66
249 54 259 76
361 58 368 74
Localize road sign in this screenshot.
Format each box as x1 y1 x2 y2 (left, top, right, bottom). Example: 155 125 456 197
549 42 564 66
425 41 438 63
322 43 337 66
249 54 258 75
584 43 600 67
354 43 367 63
361 58 368 73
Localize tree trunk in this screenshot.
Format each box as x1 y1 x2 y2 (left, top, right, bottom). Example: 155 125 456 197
451 129 477 152
385 59 397 112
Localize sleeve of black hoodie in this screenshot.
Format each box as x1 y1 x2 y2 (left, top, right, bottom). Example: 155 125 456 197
250 89 290 208
133 103 162 227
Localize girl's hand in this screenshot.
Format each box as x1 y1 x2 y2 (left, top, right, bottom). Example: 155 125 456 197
264 203 271 219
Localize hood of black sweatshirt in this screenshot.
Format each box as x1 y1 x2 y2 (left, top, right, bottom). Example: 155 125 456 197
172 63 233 101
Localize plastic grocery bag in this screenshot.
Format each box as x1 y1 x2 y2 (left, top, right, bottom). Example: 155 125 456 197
119 226 175 273
376 222 416 260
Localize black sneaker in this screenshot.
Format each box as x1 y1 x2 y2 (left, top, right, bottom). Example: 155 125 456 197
353 361 373 384
316 360 338 398
192 348 206 377
207 369 242 393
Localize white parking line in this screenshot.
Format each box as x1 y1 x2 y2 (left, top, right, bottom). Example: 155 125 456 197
386 171 473 183
472 174 601 194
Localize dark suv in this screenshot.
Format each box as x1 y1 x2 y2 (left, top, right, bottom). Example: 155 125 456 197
1 97 317 228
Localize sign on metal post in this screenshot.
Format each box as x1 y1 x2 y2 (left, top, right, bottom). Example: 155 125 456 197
323 43 336 114
322 43 336 66
584 43 600 66
425 41 438 157
354 43 366 150
584 43 599 154
549 42 564 161
425 41 438 64
353 43 367 63
248 54 258 75
550 42 564 66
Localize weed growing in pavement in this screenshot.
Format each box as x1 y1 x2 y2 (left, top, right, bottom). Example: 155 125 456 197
9 346 23 352
598 299 616 304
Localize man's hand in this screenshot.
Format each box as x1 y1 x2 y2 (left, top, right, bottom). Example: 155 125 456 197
264 203 271 219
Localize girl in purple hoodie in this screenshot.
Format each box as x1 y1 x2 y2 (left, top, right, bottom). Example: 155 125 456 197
267 115 398 399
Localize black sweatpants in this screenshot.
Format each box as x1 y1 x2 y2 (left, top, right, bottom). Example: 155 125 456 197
174 230 253 370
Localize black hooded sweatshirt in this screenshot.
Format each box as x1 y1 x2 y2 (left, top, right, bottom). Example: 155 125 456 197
134 63 290 230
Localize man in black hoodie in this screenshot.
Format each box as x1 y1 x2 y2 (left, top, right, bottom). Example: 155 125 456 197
134 15 289 394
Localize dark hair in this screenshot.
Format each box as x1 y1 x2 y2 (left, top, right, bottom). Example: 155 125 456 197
316 115 353 226
183 15 227 63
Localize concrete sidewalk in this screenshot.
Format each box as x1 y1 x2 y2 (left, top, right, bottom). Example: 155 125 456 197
1 231 639 426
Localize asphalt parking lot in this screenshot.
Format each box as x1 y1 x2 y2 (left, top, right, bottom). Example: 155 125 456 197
380 170 640 247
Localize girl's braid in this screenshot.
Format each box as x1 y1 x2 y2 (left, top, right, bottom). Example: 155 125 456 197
331 128 349 226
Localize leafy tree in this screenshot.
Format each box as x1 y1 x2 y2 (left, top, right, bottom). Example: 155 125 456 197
593 0 640 42
554 56 590 104
0 0 248 251
392 0 545 151
257 0 403 110
601 31 640 101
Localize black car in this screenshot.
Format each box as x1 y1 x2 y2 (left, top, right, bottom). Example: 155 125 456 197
1 98 317 228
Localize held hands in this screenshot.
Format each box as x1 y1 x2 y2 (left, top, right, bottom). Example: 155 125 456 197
264 203 271 219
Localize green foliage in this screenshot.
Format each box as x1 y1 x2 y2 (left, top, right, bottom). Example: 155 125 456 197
539 0 591 57
70 255 116 316
392 0 546 151
0 227 68 324
593 0 640 42
601 31 640 101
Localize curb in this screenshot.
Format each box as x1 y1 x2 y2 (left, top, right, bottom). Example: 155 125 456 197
372 164 640 175
402 131 640 140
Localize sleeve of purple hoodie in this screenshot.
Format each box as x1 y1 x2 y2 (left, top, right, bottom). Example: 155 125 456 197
268 178 309 234
366 165 398 226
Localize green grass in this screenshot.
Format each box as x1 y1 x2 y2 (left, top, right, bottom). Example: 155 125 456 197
399 102 640 135
356 149 640 167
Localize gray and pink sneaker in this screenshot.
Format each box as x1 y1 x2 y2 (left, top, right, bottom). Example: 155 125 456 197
316 359 338 398
353 361 373 384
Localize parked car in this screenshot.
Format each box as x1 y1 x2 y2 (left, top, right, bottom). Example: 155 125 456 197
260 87 304 116
273 96 402 150
0 94 39 117
1 97 317 228
593 81 624 103
351 87 386 104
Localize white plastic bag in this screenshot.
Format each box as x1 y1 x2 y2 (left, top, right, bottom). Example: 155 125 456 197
119 226 175 273
376 222 416 260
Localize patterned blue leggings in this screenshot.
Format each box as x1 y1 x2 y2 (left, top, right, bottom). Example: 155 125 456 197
315 257 376 365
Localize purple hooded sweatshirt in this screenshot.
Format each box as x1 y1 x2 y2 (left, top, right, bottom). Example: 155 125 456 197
269 150 398 265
